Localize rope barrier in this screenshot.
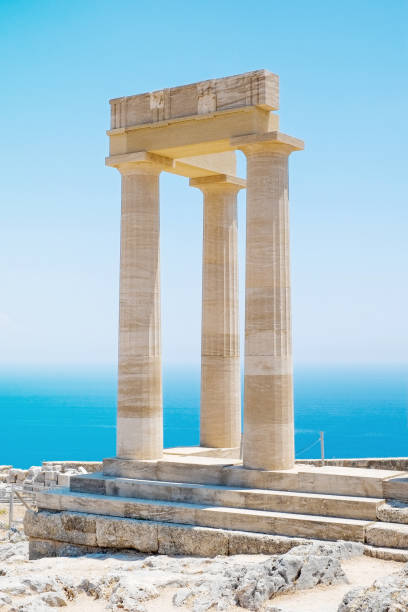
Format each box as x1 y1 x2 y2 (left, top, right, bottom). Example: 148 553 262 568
295 436 321 457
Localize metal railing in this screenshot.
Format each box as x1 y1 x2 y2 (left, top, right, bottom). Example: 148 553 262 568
0 485 37 530
296 431 325 464
239 431 326 464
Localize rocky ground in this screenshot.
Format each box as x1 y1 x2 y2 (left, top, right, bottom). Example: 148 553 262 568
0 512 406 612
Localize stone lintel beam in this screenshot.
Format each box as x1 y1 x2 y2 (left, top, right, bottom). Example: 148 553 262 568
108 109 279 159
107 151 241 180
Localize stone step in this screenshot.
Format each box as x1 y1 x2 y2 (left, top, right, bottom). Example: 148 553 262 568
383 476 408 501
69 474 382 520
364 543 408 562
36 488 371 543
25 507 408 561
103 457 407 499
365 521 408 549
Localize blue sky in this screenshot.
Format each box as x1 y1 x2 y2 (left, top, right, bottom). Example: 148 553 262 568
0 0 407 367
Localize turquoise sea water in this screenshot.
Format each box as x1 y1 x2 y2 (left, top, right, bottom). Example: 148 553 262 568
0 365 407 468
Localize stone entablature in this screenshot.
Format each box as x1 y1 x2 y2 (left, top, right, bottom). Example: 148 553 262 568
109 69 279 130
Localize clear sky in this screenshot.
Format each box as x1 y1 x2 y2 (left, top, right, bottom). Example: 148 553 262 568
1 0 407 368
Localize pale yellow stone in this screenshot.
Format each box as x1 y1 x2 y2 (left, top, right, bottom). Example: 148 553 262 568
234 133 303 471
116 160 163 460
191 174 245 449
106 73 304 470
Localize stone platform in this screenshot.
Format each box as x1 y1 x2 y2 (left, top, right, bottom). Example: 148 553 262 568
24 448 408 560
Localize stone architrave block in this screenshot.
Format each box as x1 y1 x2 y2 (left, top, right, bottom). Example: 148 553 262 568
110 70 279 130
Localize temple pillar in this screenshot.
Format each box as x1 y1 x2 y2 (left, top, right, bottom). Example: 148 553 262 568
190 174 245 448
234 132 303 470
116 159 163 460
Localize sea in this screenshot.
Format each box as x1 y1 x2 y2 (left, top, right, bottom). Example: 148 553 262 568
0 365 407 469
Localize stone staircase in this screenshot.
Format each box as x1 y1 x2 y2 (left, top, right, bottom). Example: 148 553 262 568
25 459 408 559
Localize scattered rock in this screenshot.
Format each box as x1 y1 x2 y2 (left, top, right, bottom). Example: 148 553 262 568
22 575 59 593
1 464 89 496
338 564 408 611
77 577 102 599
0 540 29 563
109 576 159 611
190 542 357 611
0 529 399 612
41 591 67 607
173 587 193 606
0 594 12 606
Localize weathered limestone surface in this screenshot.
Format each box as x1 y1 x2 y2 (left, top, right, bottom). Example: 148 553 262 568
34 489 370 542
24 508 337 558
25 510 158 553
1 463 89 495
102 455 241 484
102 458 405 498
110 70 279 130
107 72 280 164
365 522 408 548
383 475 408 501
191 174 245 449
235 133 303 471
42 461 102 472
116 159 163 460
339 564 408 611
377 500 408 524
364 544 408 562
164 445 241 458
70 473 382 520
157 523 229 556
299 457 408 471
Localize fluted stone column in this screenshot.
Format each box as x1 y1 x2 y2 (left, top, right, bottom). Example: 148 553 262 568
116 160 163 460
191 174 245 448
234 132 303 470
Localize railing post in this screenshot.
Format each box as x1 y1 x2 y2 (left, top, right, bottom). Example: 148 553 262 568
9 485 14 529
320 431 325 466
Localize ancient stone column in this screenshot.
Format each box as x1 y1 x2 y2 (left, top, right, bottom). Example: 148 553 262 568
116 159 163 460
190 174 245 448
233 133 303 470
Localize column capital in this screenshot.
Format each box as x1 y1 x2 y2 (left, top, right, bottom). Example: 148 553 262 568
231 131 304 157
105 151 174 175
190 174 246 193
